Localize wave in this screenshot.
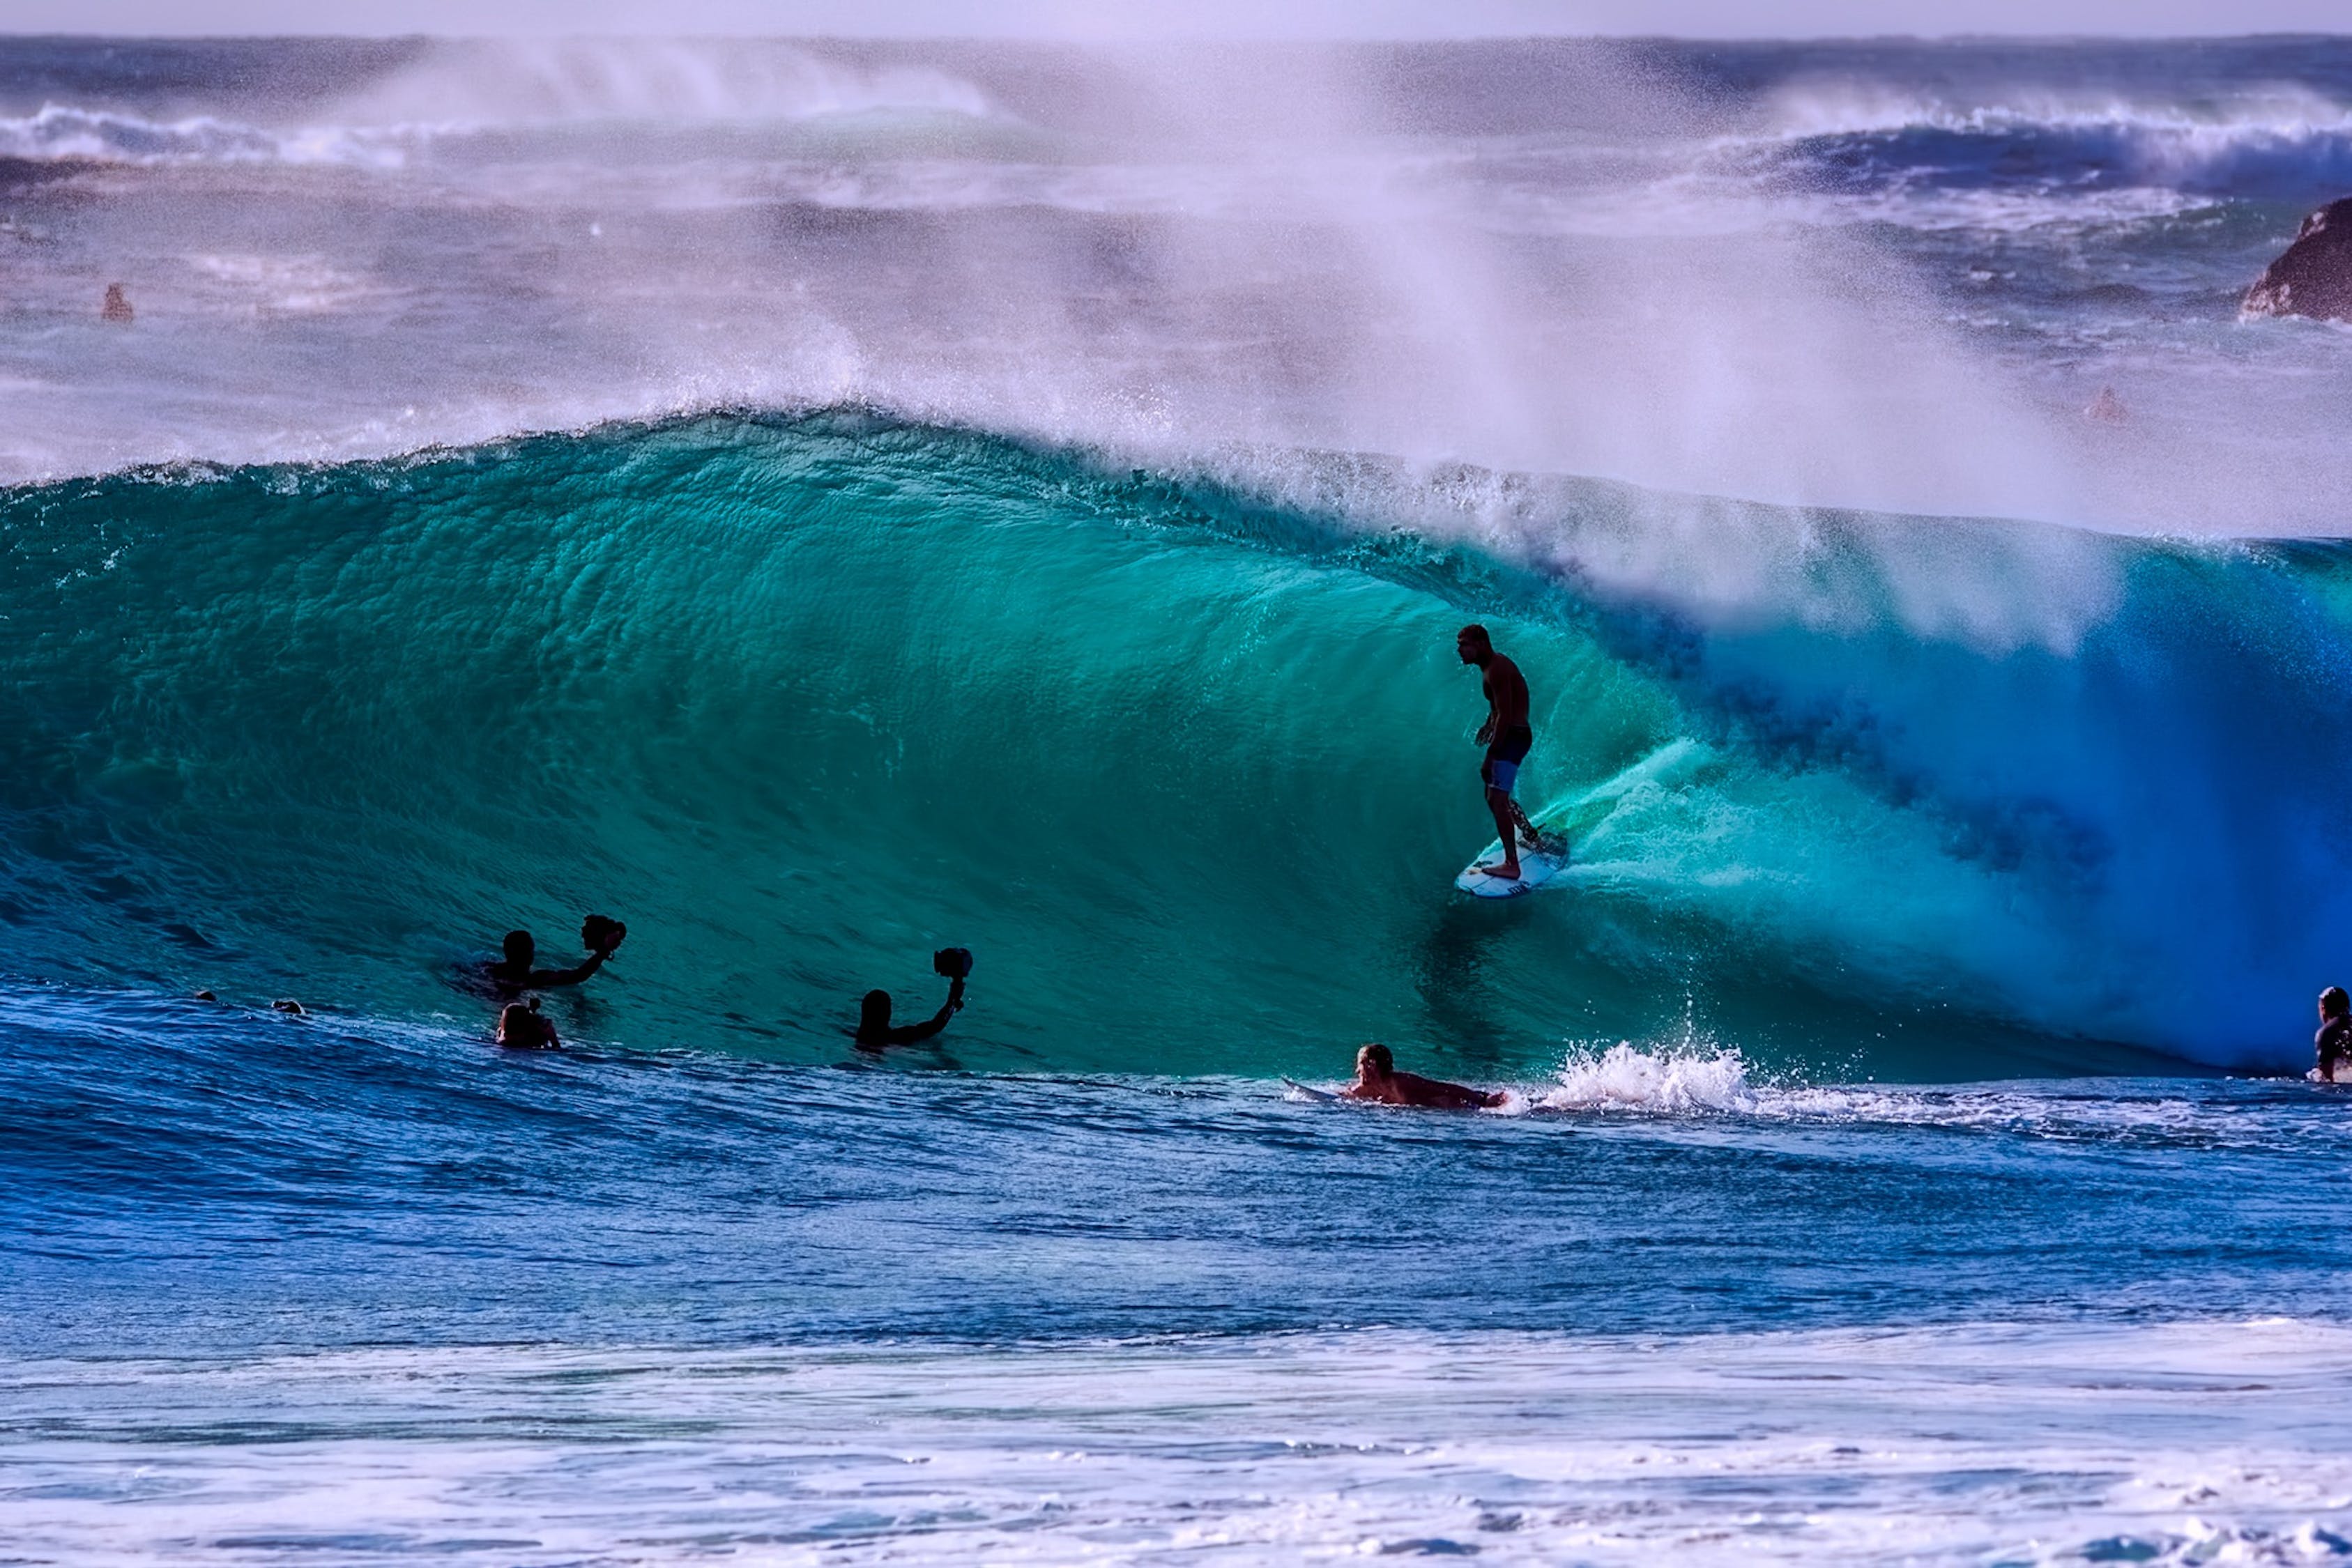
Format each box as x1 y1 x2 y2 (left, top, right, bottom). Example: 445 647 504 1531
0 104 405 169
0 410 2346 1076
0 44 1006 170
336 38 1001 128
1746 85 2352 201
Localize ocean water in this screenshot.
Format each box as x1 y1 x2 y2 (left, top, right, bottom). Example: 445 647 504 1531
9 33 2352 1565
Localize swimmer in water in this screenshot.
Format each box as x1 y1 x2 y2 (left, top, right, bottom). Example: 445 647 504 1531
496 998 560 1050
854 969 968 1050
2316 987 2351 1082
1342 1043 1505 1109
487 916 625 991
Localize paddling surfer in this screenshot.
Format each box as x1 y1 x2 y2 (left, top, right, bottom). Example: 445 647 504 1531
1343 1043 1504 1110
1457 624 1541 879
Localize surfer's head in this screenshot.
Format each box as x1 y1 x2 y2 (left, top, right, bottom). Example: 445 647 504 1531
2324 987 2349 1022
1456 624 1490 666
860 990 892 1033
502 930 535 968
1356 1043 1393 1081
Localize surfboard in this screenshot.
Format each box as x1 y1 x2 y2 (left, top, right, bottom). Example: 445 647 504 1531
1282 1077 1341 1103
1453 840 1568 898
1453 739 1715 900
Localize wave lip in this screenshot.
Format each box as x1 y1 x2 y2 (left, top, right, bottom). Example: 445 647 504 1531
0 103 406 169
1732 84 2352 203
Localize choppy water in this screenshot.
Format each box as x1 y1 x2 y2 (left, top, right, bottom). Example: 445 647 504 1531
8 33 2352 1565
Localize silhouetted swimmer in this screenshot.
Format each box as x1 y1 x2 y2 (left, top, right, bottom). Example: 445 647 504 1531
855 947 972 1050
1343 1042 1504 1110
1458 623 1541 880
101 283 132 323
488 915 625 990
271 999 305 1015
2316 987 2351 1083
497 998 560 1051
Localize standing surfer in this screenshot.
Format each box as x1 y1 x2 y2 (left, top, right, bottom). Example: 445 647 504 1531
1456 624 1541 879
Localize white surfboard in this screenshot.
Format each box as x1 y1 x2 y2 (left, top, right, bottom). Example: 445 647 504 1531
1282 1076 1341 1102
1454 739 1713 900
1454 840 1569 898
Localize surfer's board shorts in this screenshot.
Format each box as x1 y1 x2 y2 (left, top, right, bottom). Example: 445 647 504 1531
1481 726 1534 795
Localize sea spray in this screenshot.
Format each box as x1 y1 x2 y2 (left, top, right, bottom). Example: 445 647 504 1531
1541 1041 1759 1114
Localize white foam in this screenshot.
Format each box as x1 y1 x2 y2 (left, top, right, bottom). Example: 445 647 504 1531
0 104 406 168
1540 1041 1758 1114
10 1321 2352 1566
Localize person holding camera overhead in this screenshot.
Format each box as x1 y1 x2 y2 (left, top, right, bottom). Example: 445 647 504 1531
855 948 972 1050
487 914 627 992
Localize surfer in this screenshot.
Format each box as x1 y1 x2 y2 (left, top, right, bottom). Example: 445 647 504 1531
855 948 972 1050
1343 1043 1505 1110
487 915 625 992
2317 987 2352 1082
1457 624 1541 880
496 998 560 1050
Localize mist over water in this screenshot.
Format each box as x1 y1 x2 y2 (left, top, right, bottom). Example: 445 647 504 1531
6 34 2352 531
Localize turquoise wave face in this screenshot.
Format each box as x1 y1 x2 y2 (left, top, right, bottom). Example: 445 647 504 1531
1 410 2346 1076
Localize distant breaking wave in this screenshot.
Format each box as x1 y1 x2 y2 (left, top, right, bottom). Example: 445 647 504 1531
0 43 1006 169
0 104 406 168
1744 86 2352 199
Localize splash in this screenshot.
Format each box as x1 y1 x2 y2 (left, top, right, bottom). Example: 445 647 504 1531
1538 1043 1758 1114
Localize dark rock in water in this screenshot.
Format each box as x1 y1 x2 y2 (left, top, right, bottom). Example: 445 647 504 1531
2245 197 2352 321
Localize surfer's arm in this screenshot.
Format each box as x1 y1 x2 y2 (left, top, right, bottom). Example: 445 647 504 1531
887 978 965 1045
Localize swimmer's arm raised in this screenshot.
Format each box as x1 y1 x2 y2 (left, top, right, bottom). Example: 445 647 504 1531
527 948 609 987
883 977 967 1046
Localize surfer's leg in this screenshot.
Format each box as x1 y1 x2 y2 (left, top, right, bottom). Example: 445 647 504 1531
1481 788 1522 877
1480 755 1522 877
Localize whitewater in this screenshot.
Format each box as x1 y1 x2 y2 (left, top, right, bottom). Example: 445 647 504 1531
11 32 2352 1567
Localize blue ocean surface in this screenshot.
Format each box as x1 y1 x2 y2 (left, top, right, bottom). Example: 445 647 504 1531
7 33 2352 1566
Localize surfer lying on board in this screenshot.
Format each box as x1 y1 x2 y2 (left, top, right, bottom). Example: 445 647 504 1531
855 947 973 1050
1458 623 1542 880
487 914 626 992
1343 1043 1505 1110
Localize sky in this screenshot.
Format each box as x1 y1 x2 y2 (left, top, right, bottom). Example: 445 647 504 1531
13 0 2352 37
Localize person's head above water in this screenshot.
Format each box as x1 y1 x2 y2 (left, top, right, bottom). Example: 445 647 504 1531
1356 1042 1395 1080
1456 624 1491 666
860 990 892 1033
503 930 535 968
2323 987 2349 1021
497 999 556 1050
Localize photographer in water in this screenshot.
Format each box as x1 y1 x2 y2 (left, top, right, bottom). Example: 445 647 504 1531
487 913 627 992
855 947 972 1050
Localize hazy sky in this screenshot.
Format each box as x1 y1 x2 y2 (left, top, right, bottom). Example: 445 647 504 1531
15 0 2352 37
